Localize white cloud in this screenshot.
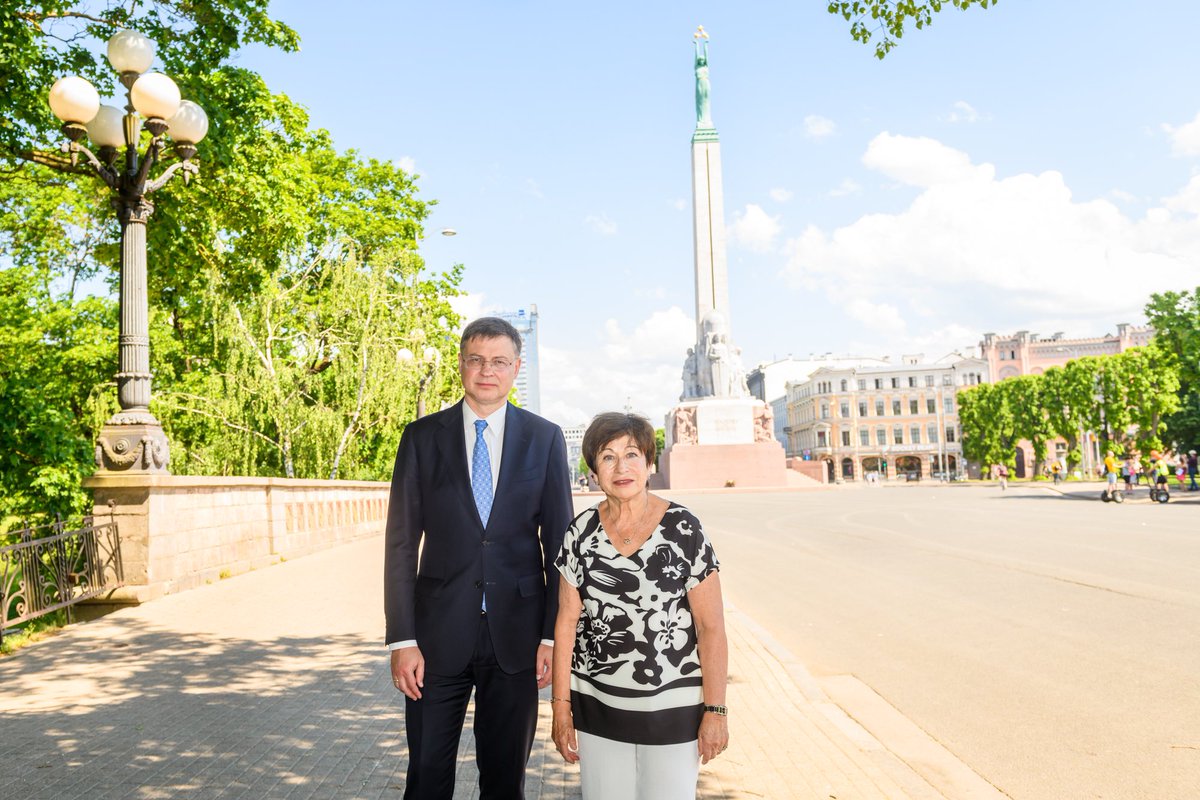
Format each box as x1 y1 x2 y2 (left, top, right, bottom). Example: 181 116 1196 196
449 292 488 326
862 132 993 187
585 213 618 236
525 178 544 199
672 198 687 211
1163 112 1200 156
539 307 694 427
769 188 793 203
829 178 861 197
781 133 1200 350
804 115 836 139
397 156 418 175
728 203 781 253
942 100 981 124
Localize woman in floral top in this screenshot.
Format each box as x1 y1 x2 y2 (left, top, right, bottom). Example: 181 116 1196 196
551 412 728 799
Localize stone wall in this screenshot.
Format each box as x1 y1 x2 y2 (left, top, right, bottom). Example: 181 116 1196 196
83 475 390 605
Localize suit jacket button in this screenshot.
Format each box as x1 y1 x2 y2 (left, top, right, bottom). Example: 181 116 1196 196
474 580 482 589
481 539 491 546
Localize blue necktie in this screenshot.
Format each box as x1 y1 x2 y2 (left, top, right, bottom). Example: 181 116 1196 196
472 419 493 526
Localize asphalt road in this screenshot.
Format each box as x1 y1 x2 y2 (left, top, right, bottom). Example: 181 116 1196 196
653 484 1200 800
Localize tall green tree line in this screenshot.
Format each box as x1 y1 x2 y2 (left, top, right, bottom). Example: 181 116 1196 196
958 342 1182 474
1 3 462 526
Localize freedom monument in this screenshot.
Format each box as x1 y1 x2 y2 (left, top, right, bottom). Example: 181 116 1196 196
660 28 788 489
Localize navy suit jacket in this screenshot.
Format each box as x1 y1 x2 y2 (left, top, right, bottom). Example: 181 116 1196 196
384 400 573 674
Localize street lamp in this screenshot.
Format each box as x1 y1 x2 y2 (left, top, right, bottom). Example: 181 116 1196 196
398 343 442 419
48 30 208 474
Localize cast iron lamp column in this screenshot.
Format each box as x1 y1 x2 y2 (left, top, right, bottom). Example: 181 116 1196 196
48 30 208 474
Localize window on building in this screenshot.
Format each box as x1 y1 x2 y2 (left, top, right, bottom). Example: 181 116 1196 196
860 428 870 446
928 424 939 443
876 427 887 445
943 374 953 386
910 425 921 444
858 379 866 391
821 403 830 419
840 402 850 417
875 400 885 416
892 400 902 415
908 376 917 388
925 375 934 387
891 377 900 389
817 430 827 447
909 399 919 414
946 426 957 443
858 401 868 417
840 379 847 392
841 430 851 446
927 398 936 413
874 378 883 389
944 396 954 414
893 425 904 444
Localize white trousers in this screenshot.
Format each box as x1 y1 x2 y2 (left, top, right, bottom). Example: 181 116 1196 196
576 730 700 800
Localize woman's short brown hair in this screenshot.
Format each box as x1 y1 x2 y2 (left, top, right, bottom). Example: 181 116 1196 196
582 412 656 474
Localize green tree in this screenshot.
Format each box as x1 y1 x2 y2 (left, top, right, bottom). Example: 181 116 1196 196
1004 375 1052 476
1145 289 1200 450
1 1 298 168
958 382 1013 471
827 0 999 59
1118 343 1181 455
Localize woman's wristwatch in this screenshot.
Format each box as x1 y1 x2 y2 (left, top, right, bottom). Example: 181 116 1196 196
703 704 728 716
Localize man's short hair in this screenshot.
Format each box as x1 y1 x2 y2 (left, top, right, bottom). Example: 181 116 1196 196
460 317 522 357
582 412 656 474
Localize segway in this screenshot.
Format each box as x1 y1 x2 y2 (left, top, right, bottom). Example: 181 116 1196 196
1100 488 1124 504
1149 485 1170 503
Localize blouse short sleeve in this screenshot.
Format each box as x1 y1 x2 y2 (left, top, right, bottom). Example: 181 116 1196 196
681 510 720 592
554 515 584 588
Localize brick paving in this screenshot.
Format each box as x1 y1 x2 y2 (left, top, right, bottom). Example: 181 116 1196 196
0 534 962 799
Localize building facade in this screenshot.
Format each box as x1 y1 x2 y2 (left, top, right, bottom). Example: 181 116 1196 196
979 324 1154 380
747 355 890 448
785 354 988 482
561 423 586 487
498 306 541 414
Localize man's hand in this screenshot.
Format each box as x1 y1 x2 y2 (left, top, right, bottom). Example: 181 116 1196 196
391 646 425 700
535 643 553 689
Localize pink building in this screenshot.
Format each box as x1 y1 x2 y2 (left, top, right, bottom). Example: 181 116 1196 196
980 324 1154 381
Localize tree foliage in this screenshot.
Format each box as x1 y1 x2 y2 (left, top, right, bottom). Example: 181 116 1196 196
0 4 463 525
1146 289 1200 450
827 0 999 59
959 345 1182 477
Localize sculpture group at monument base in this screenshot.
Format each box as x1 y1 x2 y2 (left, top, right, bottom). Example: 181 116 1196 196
661 398 788 489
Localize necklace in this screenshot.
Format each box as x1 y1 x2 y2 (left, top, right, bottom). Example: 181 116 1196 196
607 499 653 546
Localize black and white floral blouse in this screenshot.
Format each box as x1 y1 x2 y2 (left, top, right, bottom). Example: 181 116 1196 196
554 502 720 746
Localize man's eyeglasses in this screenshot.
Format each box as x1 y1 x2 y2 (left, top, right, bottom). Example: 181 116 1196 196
463 355 515 372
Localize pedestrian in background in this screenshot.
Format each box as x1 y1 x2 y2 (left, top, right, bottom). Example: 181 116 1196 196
1188 450 1198 491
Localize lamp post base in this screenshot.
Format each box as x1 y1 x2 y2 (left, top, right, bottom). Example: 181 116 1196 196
95 411 171 474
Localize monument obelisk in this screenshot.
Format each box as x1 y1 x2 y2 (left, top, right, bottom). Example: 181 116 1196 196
661 27 787 489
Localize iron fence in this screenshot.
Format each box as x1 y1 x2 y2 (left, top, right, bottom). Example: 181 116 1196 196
1 515 124 644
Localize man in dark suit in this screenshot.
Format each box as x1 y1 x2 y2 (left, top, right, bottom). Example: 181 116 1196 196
385 316 574 800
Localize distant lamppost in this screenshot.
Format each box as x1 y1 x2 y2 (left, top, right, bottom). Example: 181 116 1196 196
399 343 442 418
48 30 208 474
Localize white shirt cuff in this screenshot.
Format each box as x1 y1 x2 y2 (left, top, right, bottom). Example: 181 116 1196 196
540 638 554 647
388 640 418 650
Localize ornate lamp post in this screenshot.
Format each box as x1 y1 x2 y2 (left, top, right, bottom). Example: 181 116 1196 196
48 30 208 475
398 342 442 419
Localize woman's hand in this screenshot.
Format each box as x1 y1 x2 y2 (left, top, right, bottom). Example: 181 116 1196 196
552 706 580 763
697 711 729 764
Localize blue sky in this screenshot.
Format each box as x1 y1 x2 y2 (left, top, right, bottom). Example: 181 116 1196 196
235 1 1200 426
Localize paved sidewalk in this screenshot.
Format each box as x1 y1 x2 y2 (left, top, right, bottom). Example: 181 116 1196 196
0 534 993 799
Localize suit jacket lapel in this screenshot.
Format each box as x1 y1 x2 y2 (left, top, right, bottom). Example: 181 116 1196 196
496 403 532 495
436 400 477 519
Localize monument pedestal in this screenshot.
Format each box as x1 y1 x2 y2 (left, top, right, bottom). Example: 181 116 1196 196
661 398 787 489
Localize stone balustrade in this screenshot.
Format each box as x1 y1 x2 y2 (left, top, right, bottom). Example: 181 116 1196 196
83 475 390 605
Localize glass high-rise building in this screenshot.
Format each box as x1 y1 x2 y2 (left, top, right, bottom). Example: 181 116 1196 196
498 305 540 415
